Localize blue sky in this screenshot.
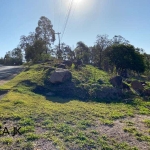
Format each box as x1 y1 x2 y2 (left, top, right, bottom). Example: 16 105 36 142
0 0 150 57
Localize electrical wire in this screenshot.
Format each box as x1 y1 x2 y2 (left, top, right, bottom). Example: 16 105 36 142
58 0 62 32
71 0 77 20
61 0 74 41
61 0 72 39
53 0 56 29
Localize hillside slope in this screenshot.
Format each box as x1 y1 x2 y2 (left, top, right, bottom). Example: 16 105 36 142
0 63 150 150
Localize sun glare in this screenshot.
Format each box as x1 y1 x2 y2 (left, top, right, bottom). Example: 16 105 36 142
63 0 95 17
76 0 82 4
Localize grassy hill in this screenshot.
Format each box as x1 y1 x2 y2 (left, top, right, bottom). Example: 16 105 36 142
0 63 150 149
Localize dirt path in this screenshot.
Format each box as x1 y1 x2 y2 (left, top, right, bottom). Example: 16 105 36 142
96 115 150 150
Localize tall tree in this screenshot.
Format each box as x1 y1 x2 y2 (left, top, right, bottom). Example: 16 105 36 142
75 41 90 64
35 16 55 53
96 35 111 68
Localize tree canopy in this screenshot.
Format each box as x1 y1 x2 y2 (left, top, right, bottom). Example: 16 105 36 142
3 48 23 65
106 44 146 73
35 16 55 53
75 41 90 64
1 16 149 76
19 16 55 62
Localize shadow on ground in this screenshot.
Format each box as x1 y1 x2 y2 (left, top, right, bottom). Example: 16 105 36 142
0 90 9 100
0 67 23 80
11 79 138 105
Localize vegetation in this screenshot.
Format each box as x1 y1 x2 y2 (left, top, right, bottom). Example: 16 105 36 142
0 15 150 149
1 16 149 79
0 48 23 65
106 44 146 75
0 63 150 149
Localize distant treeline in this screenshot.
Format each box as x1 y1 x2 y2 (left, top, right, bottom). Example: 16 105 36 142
0 48 23 65
1 16 150 76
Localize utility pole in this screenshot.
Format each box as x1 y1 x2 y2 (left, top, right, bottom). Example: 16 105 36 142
55 32 61 51
55 32 61 60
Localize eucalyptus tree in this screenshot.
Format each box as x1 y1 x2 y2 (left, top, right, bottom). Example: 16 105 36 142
19 16 55 62
75 41 90 64
35 16 55 54
96 34 112 68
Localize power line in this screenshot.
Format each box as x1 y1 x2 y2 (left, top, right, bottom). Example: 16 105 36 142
62 0 72 32
58 0 62 32
54 0 71 45
61 0 74 41
53 0 56 29
65 0 73 20
71 0 77 19
61 0 72 39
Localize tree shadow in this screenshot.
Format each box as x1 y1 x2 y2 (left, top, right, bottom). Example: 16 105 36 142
45 96 74 103
15 79 139 105
0 90 9 100
0 90 9 95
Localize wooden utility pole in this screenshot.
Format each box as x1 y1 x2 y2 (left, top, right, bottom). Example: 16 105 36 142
55 32 61 52
55 32 61 61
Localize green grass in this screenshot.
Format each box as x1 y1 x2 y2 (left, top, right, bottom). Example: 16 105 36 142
71 65 112 86
25 133 40 141
143 119 150 128
21 141 34 149
125 121 135 126
100 118 114 126
20 126 35 134
124 127 150 142
0 63 149 149
0 137 13 145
